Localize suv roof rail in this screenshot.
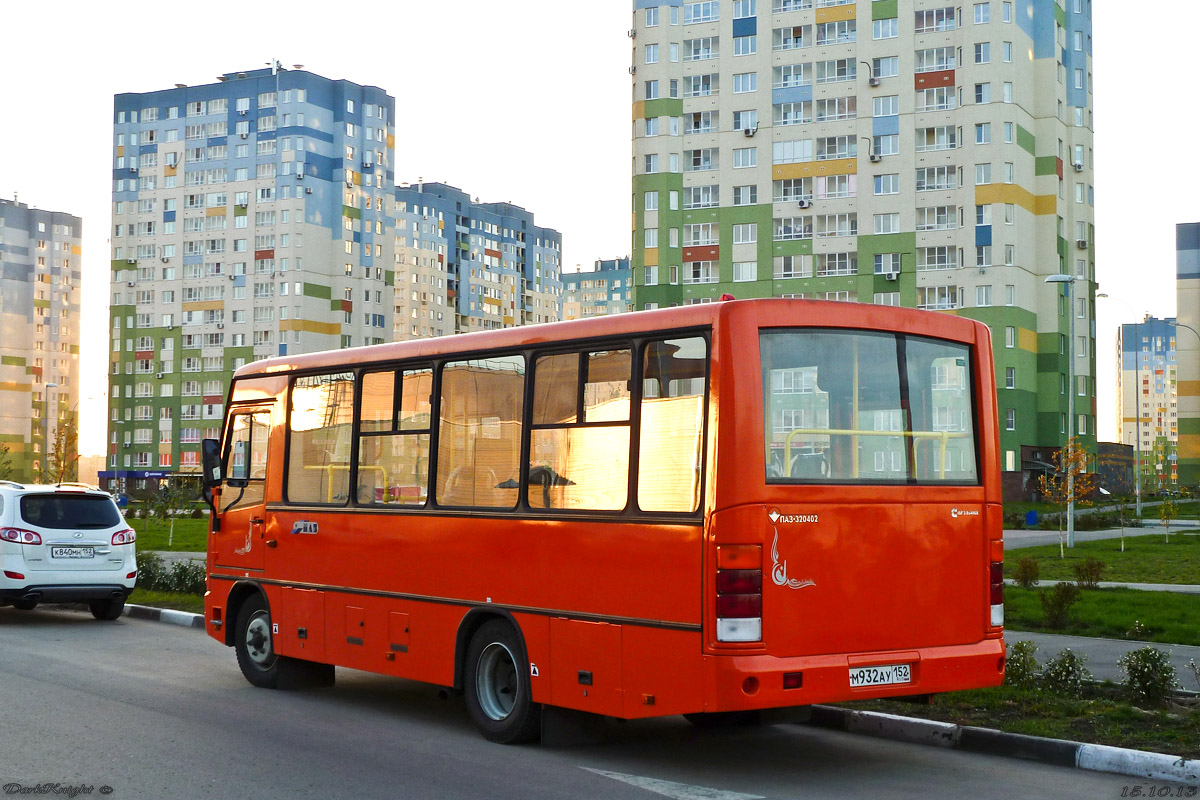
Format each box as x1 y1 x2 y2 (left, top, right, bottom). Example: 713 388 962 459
0 480 26 490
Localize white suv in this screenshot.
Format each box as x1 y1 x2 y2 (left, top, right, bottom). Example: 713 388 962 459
0 482 137 620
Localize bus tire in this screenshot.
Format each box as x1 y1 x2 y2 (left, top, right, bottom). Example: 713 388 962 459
235 593 279 689
464 619 541 744
683 710 762 728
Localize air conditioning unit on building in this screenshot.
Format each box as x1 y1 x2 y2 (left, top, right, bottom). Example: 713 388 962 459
1074 162 1084 172
295 173 304 180
797 199 812 209
628 65 637 75
217 323 224 329
884 271 899 281
627 28 636 38
239 109 247 115
155 373 163 379
743 126 758 138
305 187 313 194
127 281 135 287
869 153 881 162
1076 239 1088 250
869 77 880 87
161 257 169 263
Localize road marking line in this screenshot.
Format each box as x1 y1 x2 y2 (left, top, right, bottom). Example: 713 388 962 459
581 768 765 800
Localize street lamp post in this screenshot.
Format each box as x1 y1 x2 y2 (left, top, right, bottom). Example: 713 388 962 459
1046 274 1080 547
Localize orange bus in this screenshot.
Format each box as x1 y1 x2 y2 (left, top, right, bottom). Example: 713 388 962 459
201 298 1005 742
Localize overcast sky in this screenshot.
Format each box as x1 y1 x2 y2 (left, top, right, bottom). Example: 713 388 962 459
1 1 1194 455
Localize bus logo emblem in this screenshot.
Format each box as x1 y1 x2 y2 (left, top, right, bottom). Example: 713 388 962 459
770 529 815 590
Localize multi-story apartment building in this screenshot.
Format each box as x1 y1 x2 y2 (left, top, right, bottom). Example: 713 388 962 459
394 182 562 339
0 199 81 482
630 0 1096 497
1117 316 1178 493
563 258 633 321
104 67 394 490
1177 222 1200 488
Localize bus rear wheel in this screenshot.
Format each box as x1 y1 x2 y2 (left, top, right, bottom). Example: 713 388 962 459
235 593 279 689
464 620 540 744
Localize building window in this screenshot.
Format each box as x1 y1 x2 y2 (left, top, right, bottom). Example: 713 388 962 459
974 42 990 63
1006 409 1015 431
873 18 898 39
1005 367 1015 389
733 72 758 93
733 261 757 282
874 174 899 195
1005 326 1016 348
974 2 990 24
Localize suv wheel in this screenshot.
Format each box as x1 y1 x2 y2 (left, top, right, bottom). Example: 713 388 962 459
90 597 125 621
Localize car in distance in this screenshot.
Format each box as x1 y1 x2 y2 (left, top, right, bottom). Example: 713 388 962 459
0 481 138 620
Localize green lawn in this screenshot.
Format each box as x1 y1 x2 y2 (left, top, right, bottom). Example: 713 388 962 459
127 588 204 614
130 517 208 552
850 684 1200 760
1005 586 1200 646
1005 535 1200 584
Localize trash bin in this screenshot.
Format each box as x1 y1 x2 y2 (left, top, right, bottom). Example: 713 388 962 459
1025 510 1038 527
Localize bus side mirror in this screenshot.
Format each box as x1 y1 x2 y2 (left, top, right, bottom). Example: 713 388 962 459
201 439 223 488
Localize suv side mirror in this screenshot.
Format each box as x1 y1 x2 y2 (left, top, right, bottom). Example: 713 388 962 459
201 438 223 488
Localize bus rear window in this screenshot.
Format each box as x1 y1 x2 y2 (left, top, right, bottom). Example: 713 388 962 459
761 330 978 485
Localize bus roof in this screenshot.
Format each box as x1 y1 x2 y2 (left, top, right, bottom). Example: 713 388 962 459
232 298 990 379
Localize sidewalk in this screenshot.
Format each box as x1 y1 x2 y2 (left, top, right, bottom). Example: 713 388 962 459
149 550 205 566
1006 630 1200 685
1005 578 1200 595
1004 524 1197 550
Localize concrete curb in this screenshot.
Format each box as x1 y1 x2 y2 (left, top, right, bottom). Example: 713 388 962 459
810 705 1199 785
122 603 205 630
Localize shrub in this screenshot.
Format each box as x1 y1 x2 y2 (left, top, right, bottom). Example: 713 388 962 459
1039 582 1081 629
1002 512 1026 530
1118 646 1179 706
1005 640 1039 690
134 551 205 594
1040 648 1091 698
1127 619 1151 640
1187 659 1200 692
1071 557 1105 589
135 551 167 590
166 560 207 595
1013 557 1040 589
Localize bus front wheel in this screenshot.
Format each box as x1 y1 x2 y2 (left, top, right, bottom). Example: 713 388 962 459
235 593 279 689
464 620 541 744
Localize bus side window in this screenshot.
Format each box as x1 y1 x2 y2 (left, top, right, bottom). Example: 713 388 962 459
357 368 432 506
529 349 632 511
287 372 355 504
638 337 707 513
436 355 525 509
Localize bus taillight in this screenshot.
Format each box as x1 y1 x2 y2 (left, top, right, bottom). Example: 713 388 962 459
990 561 1004 627
716 545 763 643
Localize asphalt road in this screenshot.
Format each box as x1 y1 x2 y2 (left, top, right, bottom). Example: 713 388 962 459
0 609 1156 800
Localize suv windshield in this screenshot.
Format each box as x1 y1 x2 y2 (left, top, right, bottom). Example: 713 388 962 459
761 329 978 484
20 494 122 529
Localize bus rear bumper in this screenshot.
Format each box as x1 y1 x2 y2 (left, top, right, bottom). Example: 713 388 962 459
701 637 1005 713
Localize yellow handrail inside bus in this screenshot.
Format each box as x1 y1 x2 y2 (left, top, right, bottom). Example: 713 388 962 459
305 464 388 503
783 428 971 480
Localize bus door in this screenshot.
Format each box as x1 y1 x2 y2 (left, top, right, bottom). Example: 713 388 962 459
213 405 273 573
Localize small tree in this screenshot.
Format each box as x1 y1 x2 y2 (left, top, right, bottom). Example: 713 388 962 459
1036 436 1099 557
0 443 13 482
1160 498 1178 544
146 480 199 547
45 416 80 484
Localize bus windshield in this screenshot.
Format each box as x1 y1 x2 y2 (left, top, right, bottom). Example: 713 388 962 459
761 329 978 484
